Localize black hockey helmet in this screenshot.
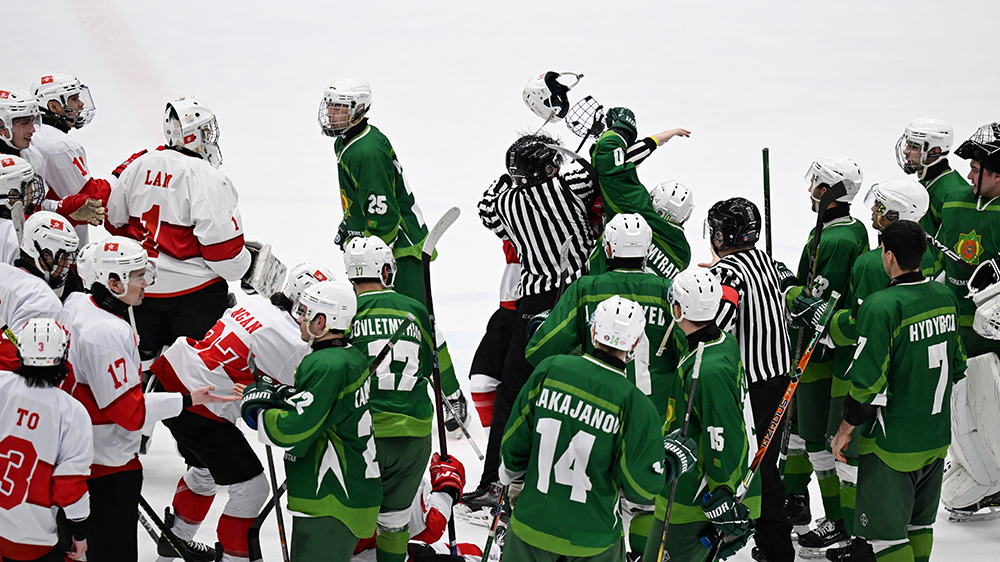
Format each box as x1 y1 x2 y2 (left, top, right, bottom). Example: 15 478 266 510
955 122 1000 174
506 134 563 187
705 197 761 250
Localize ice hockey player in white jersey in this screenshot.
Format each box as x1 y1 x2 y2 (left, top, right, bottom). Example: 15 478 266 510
0 88 39 158
149 262 333 562
0 318 92 562
107 96 251 361
58 236 236 562
0 155 46 263
22 72 110 245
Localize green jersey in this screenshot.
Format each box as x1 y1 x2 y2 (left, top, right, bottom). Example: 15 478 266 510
655 330 761 524
351 289 434 438
261 340 381 538
919 164 971 277
847 277 967 472
500 353 665 557
335 122 429 260
525 269 687 421
829 248 889 380
588 131 691 277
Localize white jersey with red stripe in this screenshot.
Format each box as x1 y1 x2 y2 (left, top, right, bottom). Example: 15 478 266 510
499 240 522 309
153 294 307 423
22 123 93 243
57 292 184 475
0 370 92 559
107 148 250 297
0 263 62 334
0 220 19 265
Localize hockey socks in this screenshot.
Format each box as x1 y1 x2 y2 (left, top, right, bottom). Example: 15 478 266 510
627 512 654 558
907 526 933 562
375 527 408 562
470 373 499 428
783 434 813 496
809 449 844 523
171 471 218 540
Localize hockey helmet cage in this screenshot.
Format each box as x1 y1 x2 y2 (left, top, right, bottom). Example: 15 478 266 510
590 295 646 352
344 236 397 287
0 89 40 150
319 77 372 137
21 211 79 286
603 213 652 259
506 134 563 187
955 122 1000 174
93 236 155 296
295 280 357 332
164 96 222 168
17 318 70 367
0 156 44 219
705 197 761 250
32 72 96 129
650 180 695 225
863 178 929 224
522 71 581 123
895 117 953 175
805 154 863 204
282 262 335 305
668 268 721 322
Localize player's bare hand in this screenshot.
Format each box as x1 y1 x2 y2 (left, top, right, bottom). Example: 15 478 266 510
190 385 238 405
69 198 106 225
68 537 87 560
233 383 247 399
652 128 692 145
831 420 854 463
698 246 721 268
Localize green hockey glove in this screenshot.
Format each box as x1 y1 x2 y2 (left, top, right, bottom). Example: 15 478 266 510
775 261 798 293
790 293 828 330
334 219 349 251
715 522 754 560
526 310 550 340
663 428 698 482
240 374 298 430
702 488 752 536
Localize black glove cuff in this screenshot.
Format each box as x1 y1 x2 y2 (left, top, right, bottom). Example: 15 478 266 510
182 394 193 410
842 394 876 426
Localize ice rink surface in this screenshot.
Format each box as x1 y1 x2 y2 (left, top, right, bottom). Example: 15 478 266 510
9 0 1000 558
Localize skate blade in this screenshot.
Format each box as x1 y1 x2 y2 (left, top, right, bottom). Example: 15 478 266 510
948 507 1000 523
454 503 493 527
798 543 847 559
791 524 810 538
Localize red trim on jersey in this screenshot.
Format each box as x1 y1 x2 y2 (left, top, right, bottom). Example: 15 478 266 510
90 457 141 479
200 235 245 262
721 284 740 307
52 474 89 508
218 514 253 557
412 508 447 544
173 477 215 525
472 390 496 428
99 385 146 431
0 337 19 371
151 354 227 422
25 460 53 507
0 537 56 560
502 240 520 264
500 300 517 310
144 277 225 298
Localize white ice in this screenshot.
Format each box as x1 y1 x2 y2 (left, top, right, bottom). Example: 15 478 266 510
8 0 1000 559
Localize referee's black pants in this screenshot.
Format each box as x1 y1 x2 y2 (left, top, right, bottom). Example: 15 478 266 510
479 290 556 487
749 376 795 562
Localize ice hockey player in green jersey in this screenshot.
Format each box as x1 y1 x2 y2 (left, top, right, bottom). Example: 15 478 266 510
821 178 929 558
241 281 381 562
643 268 758 562
344 236 434 562
894 117 970 277
831 220 966 562
588 106 692 277
780 155 868 556
319 77 468 432
525 212 687 558
501 295 686 562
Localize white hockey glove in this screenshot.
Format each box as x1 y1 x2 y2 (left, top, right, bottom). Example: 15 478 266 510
241 241 287 297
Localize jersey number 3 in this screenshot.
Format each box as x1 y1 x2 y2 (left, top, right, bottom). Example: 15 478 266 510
0 436 39 510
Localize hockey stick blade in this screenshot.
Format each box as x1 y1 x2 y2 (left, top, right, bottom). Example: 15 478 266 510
423 207 461 258
138 495 194 562
545 143 598 177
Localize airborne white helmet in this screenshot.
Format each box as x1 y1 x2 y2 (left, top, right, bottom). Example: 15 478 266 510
282 262 334 306
522 71 582 123
0 156 45 218
669 268 721 322
650 180 695 225
590 295 646 353
863 178 930 225
603 213 652 259
31 72 96 129
0 89 41 150
17 318 70 368
896 117 953 176
805 154 863 204
93 236 155 297
21 211 79 287
319 78 372 137
163 96 222 168
344 236 397 287
295 280 357 333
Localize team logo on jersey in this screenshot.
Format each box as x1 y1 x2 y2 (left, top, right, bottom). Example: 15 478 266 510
0 91 8 99
665 398 676 425
104 242 119 252
50 219 64 230
955 230 984 266
41 76 54 84
1 158 13 168
341 192 353 217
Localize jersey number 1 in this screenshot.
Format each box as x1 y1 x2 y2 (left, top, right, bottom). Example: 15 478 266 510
535 418 595 503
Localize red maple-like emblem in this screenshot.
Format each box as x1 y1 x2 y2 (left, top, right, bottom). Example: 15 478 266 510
104 242 119 252
41 76 54 84
183 134 196 144
314 271 328 281
0 92 9 99
1 158 13 168
51 219 64 230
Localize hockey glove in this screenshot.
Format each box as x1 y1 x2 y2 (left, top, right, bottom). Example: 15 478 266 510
790 293 828 330
241 241 262 294
713 521 755 560
334 219 349 252
702 488 752 536
663 428 698 482
429 452 466 503
775 261 798 293
506 480 524 509
240 375 298 429
526 310 550 340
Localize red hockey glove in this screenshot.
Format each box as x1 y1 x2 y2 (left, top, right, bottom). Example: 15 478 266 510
429 452 465 502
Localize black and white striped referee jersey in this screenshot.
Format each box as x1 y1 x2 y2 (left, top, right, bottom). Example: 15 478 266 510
711 248 793 384
478 167 596 297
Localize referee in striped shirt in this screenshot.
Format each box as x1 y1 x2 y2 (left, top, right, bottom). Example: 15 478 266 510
706 197 796 562
465 132 596 507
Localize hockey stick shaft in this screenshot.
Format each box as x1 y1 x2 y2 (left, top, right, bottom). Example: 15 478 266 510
137 508 161 545
656 342 705 562
553 238 573 303
265 446 290 562
763 148 772 257
926 232 976 273
138 495 193 562
441 393 484 459
247 481 287 562
479 487 508 562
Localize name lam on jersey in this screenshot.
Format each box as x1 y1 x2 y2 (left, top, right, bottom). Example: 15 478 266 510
535 387 621 434
909 312 957 342
352 316 421 340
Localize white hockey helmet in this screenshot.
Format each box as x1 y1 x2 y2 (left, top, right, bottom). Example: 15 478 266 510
650 180 695 225
344 236 397 287
603 213 652 259
0 89 41 150
668 268 721 322
522 71 581 123
896 117 953 175
590 295 646 352
863 178 930 225
17 318 70 367
93 236 155 296
319 78 372 137
295 280 357 332
804 154 863 204
21 211 79 286
282 262 334 304
163 96 222 168
0 156 45 218
31 72 96 129
76 241 100 289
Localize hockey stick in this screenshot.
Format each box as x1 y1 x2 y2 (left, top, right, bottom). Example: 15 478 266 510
926 232 976 273
138 508 161 546
423 206 462 555
248 480 288 562
763 148 772 257
248 350 290 562
442 393 485 460
553 238 573 303
655 342 705 562
479 486 508 562
138 495 193 562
